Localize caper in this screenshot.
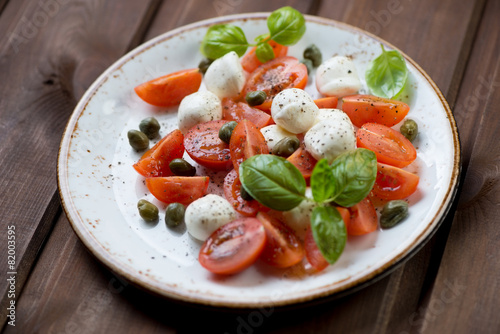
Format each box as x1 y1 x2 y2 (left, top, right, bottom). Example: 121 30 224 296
240 186 254 201
165 202 185 228
198 58 213 74
400 119 418 142
127 130 149 151
273 137 300 157
218 121 238 144
303 44 322 67
137 199 159 222
139 117 160 139
245 91 267 106
380 200 409 229
169 158 196 176
300 58 313 75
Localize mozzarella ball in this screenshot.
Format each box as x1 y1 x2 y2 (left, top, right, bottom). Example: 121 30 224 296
271 88 319 134
316 108 351 124
316 56 362 97
204 51 246 98
177 91 222 134
304 117 356 163
260 125 298 153
282 188 316 240
185 194 237 241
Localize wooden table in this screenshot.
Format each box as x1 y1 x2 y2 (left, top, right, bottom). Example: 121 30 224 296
1 0 498 333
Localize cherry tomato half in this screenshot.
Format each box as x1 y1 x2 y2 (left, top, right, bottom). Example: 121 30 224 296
222 98 273 129
243 56 308 112
372 163 419 200
145 176 209 205
184 120 233 171
342 95 410 127
347 197 378 236
241 40 288 73
357 123 417 168
256 212 304 268
223 169 268 217
134 68 202 107
133 129 184 177
286 146 318 182
229 119 269 174
199 217 267 275
314 97 338 109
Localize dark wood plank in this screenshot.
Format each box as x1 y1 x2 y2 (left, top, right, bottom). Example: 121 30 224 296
0 0 162 330
420 0 500 332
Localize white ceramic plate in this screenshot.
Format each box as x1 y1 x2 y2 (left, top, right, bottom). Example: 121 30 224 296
57 13 460 307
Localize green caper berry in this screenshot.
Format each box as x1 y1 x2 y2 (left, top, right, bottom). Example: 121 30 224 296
139 117 160 139
245 91 267 106
219 121 238 144
127 130 149 151
400 119 418 142
380 200 409 228
300 58 313 75
303 44 322 67
169 158 196 176
240 186 254 201
198 58 213 74
273 137 300 157
165 203 185 228
137 199 159 222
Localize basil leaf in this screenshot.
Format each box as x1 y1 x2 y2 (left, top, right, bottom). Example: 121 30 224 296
201 24 248 59
330 148 377 207
254 33 270 43
311 206 347 264
239 155 306 211
267 6 306 46
311 159 336 203
365 44 408 99
255 42 275 63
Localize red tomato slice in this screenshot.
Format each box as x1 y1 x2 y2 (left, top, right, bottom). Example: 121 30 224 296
347 197 378 236
223 169 268 217
372 163 419 200
134 69 202 107
243 56 308 112
241 40 288 73
145 176 209 205
184 120 233 171
256 212 304 268
133 129 184 177
221 98 273 129
286 146 318 182
229 119 269 174
357 123 417 168
199 217 267 275
314 97 338 109
342 95 410 127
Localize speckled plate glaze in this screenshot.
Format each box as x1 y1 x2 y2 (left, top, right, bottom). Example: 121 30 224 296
57 13 460 307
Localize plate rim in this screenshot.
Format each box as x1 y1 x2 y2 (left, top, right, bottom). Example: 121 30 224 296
57 12 461 308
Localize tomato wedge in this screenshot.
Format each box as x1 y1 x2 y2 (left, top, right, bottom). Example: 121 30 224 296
304 207 350 272
347 197 378 236
223 169 268 217
229 119 269 174
134 68 202 107
145 176 209 205
222 98 273 129
256 212 304 268
286 146 318 181
243 56 308 112
199 217 267 275
342 95 410 127
372 163 419 200
314 97 338 109
357 123 417 168
133 129 184 177
184 120 233 171
241 40 288 73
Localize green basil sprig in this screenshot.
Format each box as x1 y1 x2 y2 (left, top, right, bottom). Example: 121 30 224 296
365 44 408 99
200 6 306 63
311 206 347 264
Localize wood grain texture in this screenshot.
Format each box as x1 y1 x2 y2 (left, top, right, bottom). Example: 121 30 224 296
0 0 162 329
421 0 500 332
